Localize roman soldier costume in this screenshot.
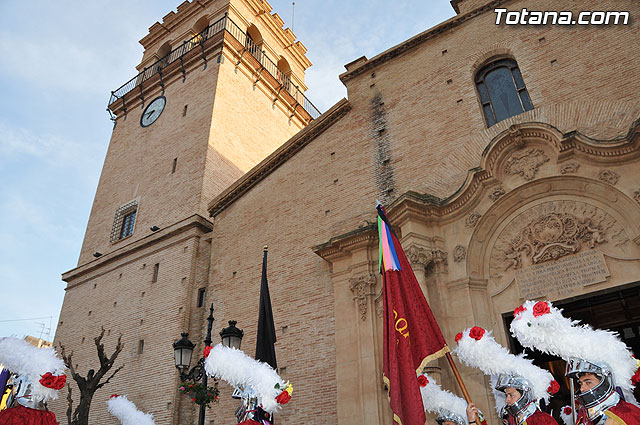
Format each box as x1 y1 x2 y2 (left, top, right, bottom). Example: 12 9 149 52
454 326 560 425
511 300 640 425
0 337 66 425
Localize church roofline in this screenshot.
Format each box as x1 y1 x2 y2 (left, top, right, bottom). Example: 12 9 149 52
208 98 351 217
339 0 513 83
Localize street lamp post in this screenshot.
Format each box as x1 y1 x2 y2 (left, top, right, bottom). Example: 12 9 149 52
172 304 244 425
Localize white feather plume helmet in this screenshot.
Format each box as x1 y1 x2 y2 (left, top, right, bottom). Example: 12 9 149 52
203 344 290 413
510 300 637 392
0 337 66 403
107 395 156 425
419 373 468 425
453 326 557 403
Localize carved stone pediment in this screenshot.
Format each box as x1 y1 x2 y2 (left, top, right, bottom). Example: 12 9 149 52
490 201 630 277
349 274 376 321
504 148 549 181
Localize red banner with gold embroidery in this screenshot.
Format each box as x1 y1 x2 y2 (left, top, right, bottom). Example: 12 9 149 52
378 204 449 425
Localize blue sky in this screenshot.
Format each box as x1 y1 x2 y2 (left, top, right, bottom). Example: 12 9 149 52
0 1 455 340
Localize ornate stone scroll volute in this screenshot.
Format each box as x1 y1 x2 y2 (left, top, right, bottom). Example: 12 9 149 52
349 274 377 321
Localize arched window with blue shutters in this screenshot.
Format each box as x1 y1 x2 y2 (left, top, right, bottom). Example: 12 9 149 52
475 58 533 126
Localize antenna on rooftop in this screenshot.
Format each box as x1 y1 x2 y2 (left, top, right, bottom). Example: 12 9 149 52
292 1 295 32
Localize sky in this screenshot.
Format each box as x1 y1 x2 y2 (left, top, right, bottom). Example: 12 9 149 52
0 0 455 340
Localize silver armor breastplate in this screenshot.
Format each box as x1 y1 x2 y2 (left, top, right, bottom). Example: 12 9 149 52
515 401 539 425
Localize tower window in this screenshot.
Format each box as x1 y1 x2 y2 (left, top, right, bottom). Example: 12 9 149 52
475 58 533 126
138 339 144 354
120 211 136 239
152 263 160 283
110 200 138 242
197 288 206 307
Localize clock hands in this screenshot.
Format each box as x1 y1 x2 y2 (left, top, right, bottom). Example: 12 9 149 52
144 109 156 119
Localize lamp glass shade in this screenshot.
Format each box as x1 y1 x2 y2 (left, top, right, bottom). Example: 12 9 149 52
220 320 244 350
172 332 195 369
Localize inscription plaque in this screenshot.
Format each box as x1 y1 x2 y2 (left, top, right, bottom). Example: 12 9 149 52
516 250 610 299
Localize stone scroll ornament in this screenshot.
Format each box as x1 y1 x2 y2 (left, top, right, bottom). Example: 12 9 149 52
203 343 292 414
107 395 156 425
510 300 639 401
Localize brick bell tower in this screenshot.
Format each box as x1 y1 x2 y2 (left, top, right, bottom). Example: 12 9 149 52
53 1 316 423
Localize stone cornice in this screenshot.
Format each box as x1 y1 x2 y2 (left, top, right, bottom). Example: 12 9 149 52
385 119 640 224
208 98 351 216
339 0 514 83
312 224 377 262
62 214 213 284
140 0 215 50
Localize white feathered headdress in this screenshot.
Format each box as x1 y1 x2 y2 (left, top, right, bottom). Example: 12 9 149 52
454 326 557 404
510 300 637 393
107 395 156 425
203 344 291 413
0 337 66 403
419 373 468 425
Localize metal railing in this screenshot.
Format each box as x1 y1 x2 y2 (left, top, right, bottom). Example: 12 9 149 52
108 15 320 120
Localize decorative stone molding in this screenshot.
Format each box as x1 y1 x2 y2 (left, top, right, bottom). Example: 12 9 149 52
598 169 620 185
490 201 631 275
405 245 433 266
453 245 466 262
405 246 448 267
503 148 549 181
432 249 449 266
560 162 580 174
465 212 482 227
633 189 640 205
508 125 525 148
489 186 505 202
349 274 377 321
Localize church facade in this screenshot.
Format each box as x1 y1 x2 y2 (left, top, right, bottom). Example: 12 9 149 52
53 0 640 424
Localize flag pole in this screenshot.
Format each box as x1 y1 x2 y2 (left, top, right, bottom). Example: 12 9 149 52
445 352 472 403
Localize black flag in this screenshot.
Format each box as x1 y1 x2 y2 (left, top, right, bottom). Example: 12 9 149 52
255 247 277 369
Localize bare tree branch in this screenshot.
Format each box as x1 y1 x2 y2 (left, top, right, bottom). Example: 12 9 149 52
95 364 124 390
66 384 73 425
60 328 125 425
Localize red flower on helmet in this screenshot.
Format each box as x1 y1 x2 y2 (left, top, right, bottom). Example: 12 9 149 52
563 406 572 415
40 372 66 390
533 301 551 317
204 346 212 358
276 390 291 404
513 305 526 317
631 369 640 385
417 375 429 387
110 394 119 399
455 333 463 343
469 326 485 341
547 380 560 394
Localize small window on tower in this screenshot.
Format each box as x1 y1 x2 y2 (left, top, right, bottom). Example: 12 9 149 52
110 200 138 242
197 288 206 307
152 263 160 283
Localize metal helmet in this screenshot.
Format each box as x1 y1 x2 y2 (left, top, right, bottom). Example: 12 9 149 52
436 409 467 425
565 357 616 409
495 374 536 417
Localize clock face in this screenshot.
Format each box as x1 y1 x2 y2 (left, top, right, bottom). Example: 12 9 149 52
140 96 166 127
